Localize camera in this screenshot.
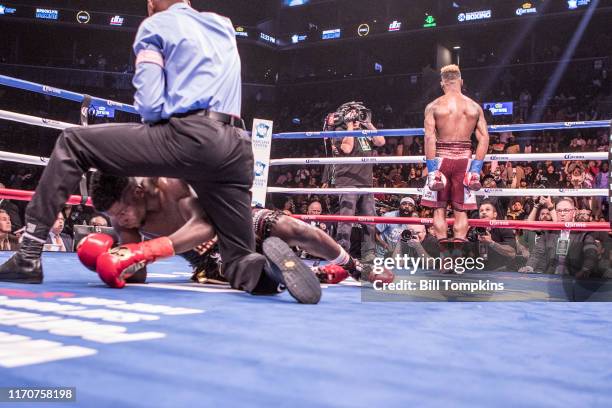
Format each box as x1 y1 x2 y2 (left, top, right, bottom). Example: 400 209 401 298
332 101 372 126
467 227 488 242
400 229 418 242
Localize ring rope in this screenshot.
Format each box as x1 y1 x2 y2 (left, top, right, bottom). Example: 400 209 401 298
270 152 607 166
0 75 608 139
0 109 74 130
0 110 607 168
0 75 138 115
0 188 92 207
293 215 610 232
0 188 605 231
1 149 604 168
273 120 612 139
268 187 608 197
0 151 49 166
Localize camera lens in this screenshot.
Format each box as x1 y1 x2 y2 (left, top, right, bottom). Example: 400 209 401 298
400 229 416 242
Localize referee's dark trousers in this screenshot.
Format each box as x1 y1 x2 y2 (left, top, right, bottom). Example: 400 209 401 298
23 112 271 293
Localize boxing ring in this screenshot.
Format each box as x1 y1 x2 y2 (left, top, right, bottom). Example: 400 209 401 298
1 75 612 407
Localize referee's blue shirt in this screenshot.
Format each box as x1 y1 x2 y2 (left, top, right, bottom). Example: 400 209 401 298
132 3 242 123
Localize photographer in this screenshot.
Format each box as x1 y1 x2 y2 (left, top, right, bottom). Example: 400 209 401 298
469 201 516 271
392 224 440 263
322 102 385 268
376 197 415 257
520 199 554 255
527 196 556 222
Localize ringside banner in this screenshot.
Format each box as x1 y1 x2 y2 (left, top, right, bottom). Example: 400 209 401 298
251 119 274 208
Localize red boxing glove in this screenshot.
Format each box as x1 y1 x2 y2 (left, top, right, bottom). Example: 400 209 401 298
316 264 349 284
463 159 484 191
427 170 447 192
368 267 395 284
77 233 115 271
96 237 175 288
463 172 482 191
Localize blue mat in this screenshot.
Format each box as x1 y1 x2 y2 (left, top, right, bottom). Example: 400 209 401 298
0 252 611 408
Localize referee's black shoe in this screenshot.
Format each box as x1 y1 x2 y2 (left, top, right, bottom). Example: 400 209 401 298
0 253 43 283
262 237 321 304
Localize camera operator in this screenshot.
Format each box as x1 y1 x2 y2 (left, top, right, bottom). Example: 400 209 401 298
519 198 598 278
322 102 385 270
469 200 516 271
376 197 414 257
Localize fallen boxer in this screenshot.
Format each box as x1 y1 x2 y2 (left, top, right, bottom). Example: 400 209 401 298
79 174 393 291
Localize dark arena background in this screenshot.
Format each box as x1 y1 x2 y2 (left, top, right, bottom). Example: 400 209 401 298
1 1 612 407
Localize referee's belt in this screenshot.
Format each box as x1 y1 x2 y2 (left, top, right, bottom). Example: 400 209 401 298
175 109 246 130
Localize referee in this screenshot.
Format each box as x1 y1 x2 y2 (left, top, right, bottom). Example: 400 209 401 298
0 0 320 303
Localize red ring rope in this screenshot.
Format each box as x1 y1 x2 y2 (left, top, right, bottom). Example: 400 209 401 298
293 214 610 232
2 188 607 232
0 188 92 207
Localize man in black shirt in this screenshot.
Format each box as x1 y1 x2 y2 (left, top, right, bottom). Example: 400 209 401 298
322 102 385 270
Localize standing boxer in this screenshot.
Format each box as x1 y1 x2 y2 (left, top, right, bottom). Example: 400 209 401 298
421 64 490 241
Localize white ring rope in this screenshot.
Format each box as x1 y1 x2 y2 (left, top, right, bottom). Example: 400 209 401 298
5 150 606 167
270 152 607 166
0 151 49 166
268 187 608 197
0 109 75 130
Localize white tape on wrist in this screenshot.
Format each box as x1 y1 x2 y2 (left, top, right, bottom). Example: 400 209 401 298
135 49 164 68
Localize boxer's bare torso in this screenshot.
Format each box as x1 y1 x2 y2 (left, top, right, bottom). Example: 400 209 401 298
425 93 481 145
424 90 489 162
